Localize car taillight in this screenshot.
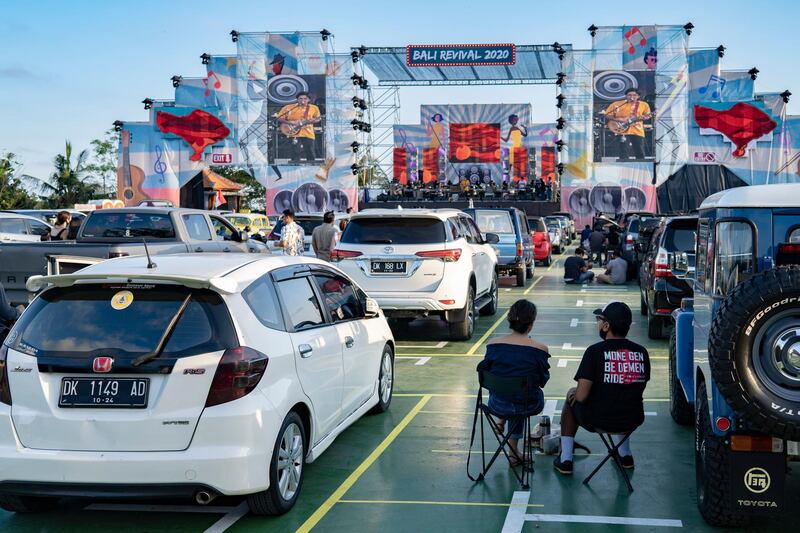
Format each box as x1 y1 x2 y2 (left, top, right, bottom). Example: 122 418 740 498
205 346 268 407
654 247 673 278
777 243 800 266
0 345 11 406
516 242 524 258
330 249 363 262
416 249 462 262
626 234 633 245
108 252 129 258
731 434 781 452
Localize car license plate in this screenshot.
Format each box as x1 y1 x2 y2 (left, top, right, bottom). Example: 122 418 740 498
59 377 149 408
370 261 406 273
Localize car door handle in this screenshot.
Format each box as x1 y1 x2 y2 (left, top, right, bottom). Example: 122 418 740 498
298 344 313 358
223 246 231 252
345 336 355 348
195 247 203 252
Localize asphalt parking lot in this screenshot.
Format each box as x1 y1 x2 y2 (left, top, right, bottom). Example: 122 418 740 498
3 247 799 532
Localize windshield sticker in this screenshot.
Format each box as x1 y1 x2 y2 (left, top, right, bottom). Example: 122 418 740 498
111 290 134 310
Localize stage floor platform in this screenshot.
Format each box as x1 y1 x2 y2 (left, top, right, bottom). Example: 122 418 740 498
359 199 561 217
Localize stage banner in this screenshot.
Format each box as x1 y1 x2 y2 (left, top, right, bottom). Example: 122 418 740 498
393 148 408 184
688 49 722 104
406 44 516 67
720 70 755 102
393 124 428 183
175 78 216 109
654 25 689 184
621 25 657 71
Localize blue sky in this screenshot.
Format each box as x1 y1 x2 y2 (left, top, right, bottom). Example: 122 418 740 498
2 0 799 180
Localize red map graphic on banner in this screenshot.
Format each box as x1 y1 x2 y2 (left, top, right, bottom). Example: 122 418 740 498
694 103 777 158
393 148 408 184
449 123 501 163
156 109 231 161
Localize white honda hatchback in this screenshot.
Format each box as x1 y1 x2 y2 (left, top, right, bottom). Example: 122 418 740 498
0 253 394 515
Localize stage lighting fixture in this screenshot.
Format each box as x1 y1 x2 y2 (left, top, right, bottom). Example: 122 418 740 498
200 53 211 65
230 30 239 43
351 141 360 153
748 67 759 80
320 29 331 40
556 72 566 86
556 117 566 130
551 42 566 61
358 45 368 56
351 50 360 62
683 22 694 35
171 75 182 88
555 140 565 152
351 164 360 175
142 98 153 110
112 120 124 132
588 24 598 37
351 74 368 89
352 96 367 110
557 163 565 175
781 90 792 103
716 45 725 58
556 94 566 108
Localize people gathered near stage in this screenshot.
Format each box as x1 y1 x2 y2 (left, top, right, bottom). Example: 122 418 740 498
381 174 559 203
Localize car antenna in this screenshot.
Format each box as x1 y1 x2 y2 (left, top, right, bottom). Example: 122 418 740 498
143 238 157 269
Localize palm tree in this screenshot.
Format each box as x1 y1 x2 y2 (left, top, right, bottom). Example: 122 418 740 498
30 141 99 208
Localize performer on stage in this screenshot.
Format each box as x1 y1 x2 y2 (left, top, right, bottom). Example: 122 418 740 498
277 92 322 164
603 89 652 160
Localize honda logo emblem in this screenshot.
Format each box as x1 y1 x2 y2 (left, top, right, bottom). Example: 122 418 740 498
383 246 394 254
93 357 114 373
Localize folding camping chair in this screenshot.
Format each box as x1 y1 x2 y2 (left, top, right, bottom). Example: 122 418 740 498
582 428 635 493
467 371 539 489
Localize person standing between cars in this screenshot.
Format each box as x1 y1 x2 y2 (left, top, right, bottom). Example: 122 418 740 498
588 226 607 265
596 250 628 285
554 301 650 475
563 247 595 284
580 224 592 250
277 209 305 256
478 300 550 466
312 211 338 262
48 211 71 240
0 282 23 322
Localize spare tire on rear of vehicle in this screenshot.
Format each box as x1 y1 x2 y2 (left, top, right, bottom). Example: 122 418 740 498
709 266 800 440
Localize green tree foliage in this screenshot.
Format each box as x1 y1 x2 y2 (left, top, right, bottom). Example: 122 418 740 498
85 128 120 198
0 152 39 209
209 166 266 211
29 141 100 208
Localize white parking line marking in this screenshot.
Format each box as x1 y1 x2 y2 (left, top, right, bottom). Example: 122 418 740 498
204 501 249 533
524 513 682 527
542 399 557 418
561 343 586 351
557 359 568 367
576 300 584 307
569 318 579 327
396 356 430 365
86 504 236 514
415 357 431 366
504 288 512 292
396 341 447 349
501 491 530 533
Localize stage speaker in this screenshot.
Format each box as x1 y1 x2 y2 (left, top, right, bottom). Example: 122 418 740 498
267 74 309 104
273 190 294 213
568 187 593 216
623 186 647 212
292 182 329 213
589 184 623 214
593 71 639 101
328 189 350 212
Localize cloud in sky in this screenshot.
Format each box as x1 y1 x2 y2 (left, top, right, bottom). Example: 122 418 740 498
0 66 44 81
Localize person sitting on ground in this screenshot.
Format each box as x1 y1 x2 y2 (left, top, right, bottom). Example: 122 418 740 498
606 226 621 256
563 247 595 284
596 250 628 285
553 301 650 475
478 299 550 466
580 224 592 250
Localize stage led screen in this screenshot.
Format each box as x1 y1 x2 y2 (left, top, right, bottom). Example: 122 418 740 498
449 123 501 163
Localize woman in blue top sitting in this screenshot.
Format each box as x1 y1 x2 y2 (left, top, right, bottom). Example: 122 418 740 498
479 299 550 465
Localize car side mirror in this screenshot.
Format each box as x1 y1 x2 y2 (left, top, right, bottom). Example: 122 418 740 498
364 297 380 318
484 232 500 244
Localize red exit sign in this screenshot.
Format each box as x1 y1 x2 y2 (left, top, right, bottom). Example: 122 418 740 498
211 153 233 164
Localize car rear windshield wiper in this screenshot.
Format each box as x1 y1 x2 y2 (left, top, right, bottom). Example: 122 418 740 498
360 239 393 244
132 294 192 367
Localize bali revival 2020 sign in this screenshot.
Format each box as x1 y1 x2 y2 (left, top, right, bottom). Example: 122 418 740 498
406 43 516 67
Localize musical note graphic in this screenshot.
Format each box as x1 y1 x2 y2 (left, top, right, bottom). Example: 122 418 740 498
697 74 726 99
624 27 647 55
153 145 167 184
203 70 222 97
538 127 558 143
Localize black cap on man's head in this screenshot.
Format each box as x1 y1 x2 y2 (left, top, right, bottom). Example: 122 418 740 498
593 301 633 334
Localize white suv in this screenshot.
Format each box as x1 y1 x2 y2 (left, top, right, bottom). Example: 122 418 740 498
0 253 394 515
332 208 499 340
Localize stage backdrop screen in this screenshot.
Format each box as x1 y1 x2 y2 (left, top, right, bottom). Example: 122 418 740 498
592 70 655 163
449 123 501 163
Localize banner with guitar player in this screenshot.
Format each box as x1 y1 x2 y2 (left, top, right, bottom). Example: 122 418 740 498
592 70 656 163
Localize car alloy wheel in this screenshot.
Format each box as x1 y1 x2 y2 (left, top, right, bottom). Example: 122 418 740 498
380 350 393 405
277 422 304 501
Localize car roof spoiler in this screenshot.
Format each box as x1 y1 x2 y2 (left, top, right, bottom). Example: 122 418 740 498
26 273 238 295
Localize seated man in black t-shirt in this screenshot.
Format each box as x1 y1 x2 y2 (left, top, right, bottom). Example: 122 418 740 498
563 247 595 284
553 301 650 475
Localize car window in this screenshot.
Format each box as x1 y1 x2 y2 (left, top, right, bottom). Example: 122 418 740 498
296 218 323 236
6 284 236 358
466 218 484 243
447 219 462 241
210 216 237 241
242 276 284 330
789 228 800 243
0 217 28 234
473 210 513 234
696 219 709 290
529 218 546 232
517 213 529 235
664 224 697 252
314 274 362 322
456 217 476 244
713 221 754 297
182 214 213 241
628 219 640 233
81 212 176 239
276 277 325 330
341 217 445 245
26 219 50 236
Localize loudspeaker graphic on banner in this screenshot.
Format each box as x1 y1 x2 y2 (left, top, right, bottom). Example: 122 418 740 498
589 183 623 214
267 75 310 104
328 189 350 212
273 190 293 213
623 186 647 211
593 71 639 101
292 182 329 213
567 187 593 216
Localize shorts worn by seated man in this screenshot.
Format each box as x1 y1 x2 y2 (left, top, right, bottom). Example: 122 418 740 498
563 255 594 284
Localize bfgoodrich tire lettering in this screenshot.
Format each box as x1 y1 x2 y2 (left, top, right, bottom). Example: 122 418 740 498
709 266 800 440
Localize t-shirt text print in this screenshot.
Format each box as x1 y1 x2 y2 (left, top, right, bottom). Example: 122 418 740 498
602 349 647 384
